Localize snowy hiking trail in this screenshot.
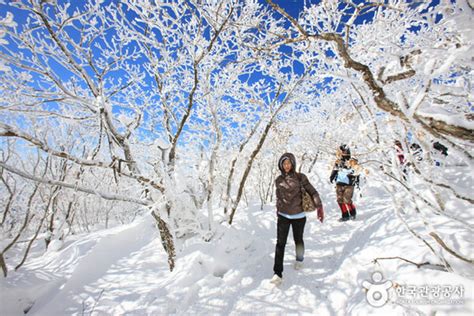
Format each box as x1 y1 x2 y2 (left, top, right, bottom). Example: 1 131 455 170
1 188 469 315
2 183 473 315
26 218 161 315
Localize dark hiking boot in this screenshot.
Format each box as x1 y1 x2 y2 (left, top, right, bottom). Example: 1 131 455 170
350 207 356 218
338 217 350 222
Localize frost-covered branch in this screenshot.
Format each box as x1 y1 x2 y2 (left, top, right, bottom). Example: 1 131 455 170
266 0 474 145
429 232 474 265
0 161 150 206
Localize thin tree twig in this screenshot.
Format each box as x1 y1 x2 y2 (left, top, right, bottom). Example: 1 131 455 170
373 256 447 271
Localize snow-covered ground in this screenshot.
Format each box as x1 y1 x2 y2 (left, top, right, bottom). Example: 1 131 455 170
1 177 473 315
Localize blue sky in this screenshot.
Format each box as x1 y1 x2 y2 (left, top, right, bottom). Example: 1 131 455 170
0 0 444 147
270 0 307 17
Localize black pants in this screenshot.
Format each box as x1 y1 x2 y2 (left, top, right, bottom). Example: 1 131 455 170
273 214 306 278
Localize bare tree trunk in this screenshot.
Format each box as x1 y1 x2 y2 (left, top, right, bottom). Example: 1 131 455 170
0 254 7 278
243 189 249 207
264 169 276 205
229 120 274 224
0 184 39 277
0 175 15 227
60 160 88 240
151 210 176 271
105 204 114 229
257 165 265 210
307 151 319 174
0 146 15 227
223 119 263 214
45 186 63 249
205 104 223 231
223 159 236 215
61 199 77 239
45 160 69 249
1 153 46 277
15 205 49 271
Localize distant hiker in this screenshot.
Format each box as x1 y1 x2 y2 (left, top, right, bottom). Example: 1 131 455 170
409 143 423 161
329 145 360 222
432 141 448 166
394 140 408 177
433 141 448 156
394 140 406 165
271 152 324 285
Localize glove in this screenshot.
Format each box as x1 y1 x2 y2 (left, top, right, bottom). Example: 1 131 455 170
317 206 324 223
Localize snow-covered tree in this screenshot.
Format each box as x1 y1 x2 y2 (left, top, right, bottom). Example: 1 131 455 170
262 0 473 270
0 0 472 275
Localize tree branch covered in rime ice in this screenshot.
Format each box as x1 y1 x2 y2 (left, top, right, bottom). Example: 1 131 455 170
266 0 473 148
263 0 473 270
373 257 447 271
0 161 150 206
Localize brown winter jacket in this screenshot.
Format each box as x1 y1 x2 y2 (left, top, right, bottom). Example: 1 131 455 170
275 153 322 215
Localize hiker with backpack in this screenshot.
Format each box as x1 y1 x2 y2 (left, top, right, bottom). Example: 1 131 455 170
271 152 324 285
330 145 360 222
394 140 408 177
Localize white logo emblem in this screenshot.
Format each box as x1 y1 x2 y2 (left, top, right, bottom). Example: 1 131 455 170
362 271 393 307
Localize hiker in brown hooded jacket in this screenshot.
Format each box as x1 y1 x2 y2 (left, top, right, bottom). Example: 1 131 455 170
271 153 324 284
